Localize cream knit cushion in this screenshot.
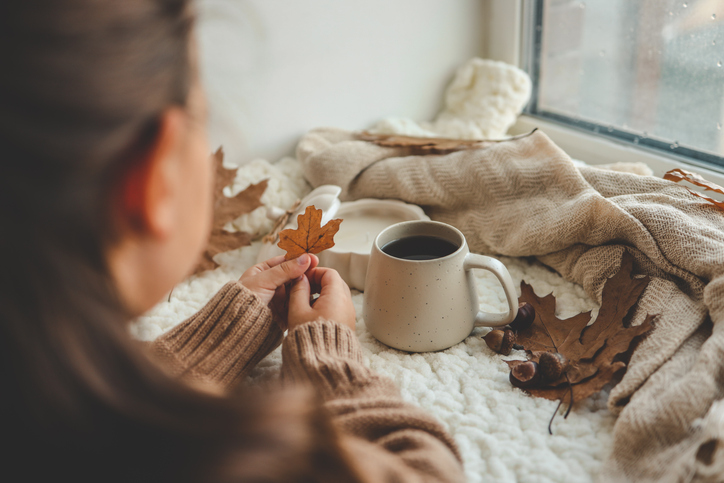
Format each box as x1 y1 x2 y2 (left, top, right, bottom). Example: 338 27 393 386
368 58 531 140
297 127 724 482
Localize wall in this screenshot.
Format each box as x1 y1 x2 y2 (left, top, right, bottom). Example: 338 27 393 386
197 0 485 165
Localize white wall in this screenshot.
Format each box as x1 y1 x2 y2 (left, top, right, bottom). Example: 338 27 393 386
197 0 485 166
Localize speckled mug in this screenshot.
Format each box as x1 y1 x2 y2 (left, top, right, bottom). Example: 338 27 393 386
363 221 518 352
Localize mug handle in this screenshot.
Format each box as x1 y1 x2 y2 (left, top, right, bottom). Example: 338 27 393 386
463 253 518 327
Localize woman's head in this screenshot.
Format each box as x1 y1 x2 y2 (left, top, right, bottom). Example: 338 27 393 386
0 0 220 477
0 3 358 481
0 0 212 314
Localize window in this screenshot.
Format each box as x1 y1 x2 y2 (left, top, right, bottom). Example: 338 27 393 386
521 0 724 169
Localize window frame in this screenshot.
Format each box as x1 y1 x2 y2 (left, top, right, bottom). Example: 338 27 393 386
483 0 724 187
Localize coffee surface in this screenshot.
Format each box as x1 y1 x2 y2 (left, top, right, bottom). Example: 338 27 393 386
381 235 459 260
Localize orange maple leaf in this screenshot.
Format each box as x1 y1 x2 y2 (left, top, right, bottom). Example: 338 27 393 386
277 205 342 260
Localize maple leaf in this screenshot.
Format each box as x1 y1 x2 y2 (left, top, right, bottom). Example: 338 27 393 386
355 129 538 155
193 148 268 274
506 252 655 406
277 205 342 260
664 168 724 212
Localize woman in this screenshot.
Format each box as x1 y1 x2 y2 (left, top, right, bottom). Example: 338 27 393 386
0 1 464 481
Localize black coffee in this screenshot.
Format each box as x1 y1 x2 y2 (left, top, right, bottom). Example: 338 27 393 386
382 235 459 260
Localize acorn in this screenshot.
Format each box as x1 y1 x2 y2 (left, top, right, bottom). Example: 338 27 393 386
508 302 535 332
483 329 516 356
539 352 569 382
509 361 541 388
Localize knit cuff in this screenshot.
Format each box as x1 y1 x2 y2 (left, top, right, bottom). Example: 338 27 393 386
281 320 396 400
150 281 282 389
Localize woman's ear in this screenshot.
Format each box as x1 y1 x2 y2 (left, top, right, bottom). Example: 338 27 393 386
116 108 186 240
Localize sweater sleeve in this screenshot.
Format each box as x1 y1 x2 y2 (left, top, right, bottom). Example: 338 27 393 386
281 320 466 483
149 281 283 390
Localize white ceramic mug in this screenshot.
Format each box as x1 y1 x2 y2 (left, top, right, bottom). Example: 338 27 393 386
363 221 518 352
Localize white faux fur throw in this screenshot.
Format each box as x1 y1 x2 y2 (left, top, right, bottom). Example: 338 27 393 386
368 58 531 140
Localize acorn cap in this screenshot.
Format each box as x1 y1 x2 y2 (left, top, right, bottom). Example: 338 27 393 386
539 352 569 382
483 329 516 356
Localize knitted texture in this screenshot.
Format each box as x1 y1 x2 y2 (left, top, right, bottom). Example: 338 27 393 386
152 286 465 482
297 127 724 482
283 320 465 482
150 281 283 389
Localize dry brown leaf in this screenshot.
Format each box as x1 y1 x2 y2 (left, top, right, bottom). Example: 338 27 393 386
277 205 342 260
506 252 655 405
193 148 268 274
664 168 724 212
355 129 538 155
356 132 488 155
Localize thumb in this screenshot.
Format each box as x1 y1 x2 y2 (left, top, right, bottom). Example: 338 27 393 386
259 254 311 289
288 274 312 314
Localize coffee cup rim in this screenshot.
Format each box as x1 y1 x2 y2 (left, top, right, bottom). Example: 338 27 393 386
373 220 465 262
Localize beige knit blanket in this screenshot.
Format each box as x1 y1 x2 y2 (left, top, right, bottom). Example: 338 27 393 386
296 127 724 482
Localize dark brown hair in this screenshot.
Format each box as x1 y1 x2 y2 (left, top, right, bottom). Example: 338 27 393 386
0 1 355 481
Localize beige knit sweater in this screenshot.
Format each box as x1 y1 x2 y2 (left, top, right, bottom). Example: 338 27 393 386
150 281 465 482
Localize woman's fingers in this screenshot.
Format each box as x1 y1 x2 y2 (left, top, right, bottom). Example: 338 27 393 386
241 254 318 292
288 274 312 315
306 267 348 297
239 254 320 305
286 267 356 331
261 254 288 269
241 254 318 282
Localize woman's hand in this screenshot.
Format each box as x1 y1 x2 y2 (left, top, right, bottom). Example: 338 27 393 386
239 254 318 305
287 267 356 332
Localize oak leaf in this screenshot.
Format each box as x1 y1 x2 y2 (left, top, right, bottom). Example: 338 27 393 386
506 252 655 406
277 205 342 260
664 168 724 212
194 148 268 274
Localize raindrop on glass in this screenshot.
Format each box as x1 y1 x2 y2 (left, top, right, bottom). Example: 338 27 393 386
633 137 640 145
718 123 722 130
714 40 718 46
607 126 614 132
670 141 679 149
642 131 649 138
718 61 722 67
683 2 688 6
593 126 601 133
599 49 606 57
713 13 717 20
669 11 674 16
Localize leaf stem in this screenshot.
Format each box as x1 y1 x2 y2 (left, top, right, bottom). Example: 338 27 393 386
564 373 574 419
548 398 563 435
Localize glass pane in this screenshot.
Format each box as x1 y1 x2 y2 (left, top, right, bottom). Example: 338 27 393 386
528 0 724 164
